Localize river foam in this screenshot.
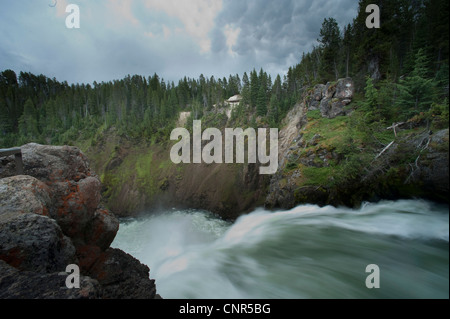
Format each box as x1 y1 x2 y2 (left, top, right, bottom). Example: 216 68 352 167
112 200 449 299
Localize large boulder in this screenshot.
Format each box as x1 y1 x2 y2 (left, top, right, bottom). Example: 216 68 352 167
0 175 51 216
0 144 158 299
0 212 76 273
335 77 354 100
0 144 119 251
313 78 354 119
18 143 92 182
0 260 100 299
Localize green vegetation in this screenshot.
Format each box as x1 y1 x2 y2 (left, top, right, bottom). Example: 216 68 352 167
2 0 448 149
302 166 333 186
135 150 155 197
0 0 448 211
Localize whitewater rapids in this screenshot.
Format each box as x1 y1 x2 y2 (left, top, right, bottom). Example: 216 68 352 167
111 199 449 299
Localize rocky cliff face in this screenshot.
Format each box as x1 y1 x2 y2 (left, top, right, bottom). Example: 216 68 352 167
266 78 449 209
79 77 448 220
266 78 355 209
77 81 356 220
83 126 268 221
308 78 354 119
0 144 159 299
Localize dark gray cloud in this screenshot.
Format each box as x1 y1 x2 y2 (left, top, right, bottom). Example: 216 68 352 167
0 0 358 84
212 0 357 75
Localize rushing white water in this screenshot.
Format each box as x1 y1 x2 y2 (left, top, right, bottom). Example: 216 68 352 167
111 200 449 299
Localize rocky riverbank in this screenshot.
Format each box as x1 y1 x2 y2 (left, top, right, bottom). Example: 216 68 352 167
0 144 159 299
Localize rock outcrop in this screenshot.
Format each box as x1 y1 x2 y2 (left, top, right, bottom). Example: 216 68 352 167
266 78 449 209
0 143 159 299
308 78 354 119
265 79 354 209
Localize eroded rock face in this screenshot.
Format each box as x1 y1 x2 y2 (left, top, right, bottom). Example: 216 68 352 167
0 144 118 251
0 144 158 299
319 78 354 118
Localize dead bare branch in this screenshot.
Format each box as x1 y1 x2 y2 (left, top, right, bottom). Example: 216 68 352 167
374 141 395 160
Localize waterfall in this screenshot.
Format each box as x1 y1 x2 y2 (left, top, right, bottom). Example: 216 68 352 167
112 200 449 299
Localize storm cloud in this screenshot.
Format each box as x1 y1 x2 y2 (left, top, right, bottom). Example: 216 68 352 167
0 0 358 84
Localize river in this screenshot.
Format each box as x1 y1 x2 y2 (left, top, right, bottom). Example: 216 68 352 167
111 199 449 299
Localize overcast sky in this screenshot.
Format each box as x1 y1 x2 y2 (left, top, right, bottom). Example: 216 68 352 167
0 0 358 85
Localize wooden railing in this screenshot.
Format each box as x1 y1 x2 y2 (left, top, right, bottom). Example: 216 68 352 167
0 148 23 175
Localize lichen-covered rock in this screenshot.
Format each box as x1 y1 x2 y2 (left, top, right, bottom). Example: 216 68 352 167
0 212 76 273
0 144 158 299
75 245 102 272
51 177 110 247
0 143 119 251
322 82 337 100
329 99 346 118
313 84 325 101
88 248 158 299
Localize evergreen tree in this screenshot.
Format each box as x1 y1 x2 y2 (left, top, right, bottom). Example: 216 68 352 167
268 94 279 125
256 85 267 117
318 17 341 81
396 49 435 118
18 98 39 139
364 77 378 109
342 24 353 78
272 74 282 102
250 69 259 108
241 72 250 105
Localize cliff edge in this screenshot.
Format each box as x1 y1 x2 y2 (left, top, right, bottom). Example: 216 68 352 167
0 143 159 299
